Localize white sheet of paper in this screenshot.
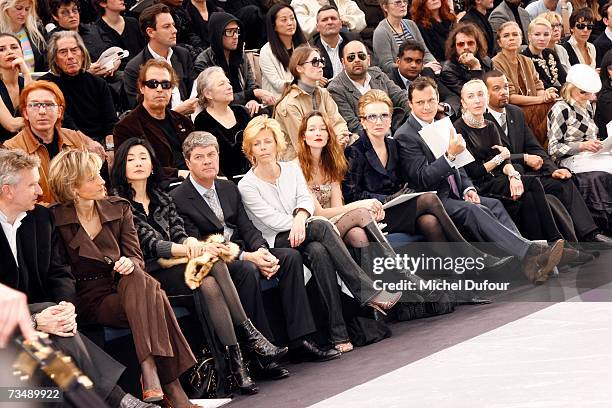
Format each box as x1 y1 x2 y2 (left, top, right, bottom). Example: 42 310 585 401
382 191 436 209
418 117 475 168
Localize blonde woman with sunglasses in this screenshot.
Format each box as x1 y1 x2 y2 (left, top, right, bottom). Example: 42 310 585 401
274 44 350 161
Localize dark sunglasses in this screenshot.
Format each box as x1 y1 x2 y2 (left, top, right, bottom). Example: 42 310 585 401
345 52 367 63
143 79 173 90
575 23 594 30
303 57 326 68
223 27 240 37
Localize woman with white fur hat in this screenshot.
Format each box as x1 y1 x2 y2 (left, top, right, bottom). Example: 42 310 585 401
547 63 612 233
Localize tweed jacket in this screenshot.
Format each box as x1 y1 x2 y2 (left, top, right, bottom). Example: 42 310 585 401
122 187 189 271
327 66 409 133
547 100 599 162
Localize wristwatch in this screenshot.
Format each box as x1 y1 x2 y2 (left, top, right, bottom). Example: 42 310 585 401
508 170 521 181
493 154 504 165
445 151 456 162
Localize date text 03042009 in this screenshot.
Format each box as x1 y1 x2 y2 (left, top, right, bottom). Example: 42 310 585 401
0 387 63 402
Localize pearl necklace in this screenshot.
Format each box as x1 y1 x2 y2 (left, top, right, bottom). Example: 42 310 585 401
462 112 486 128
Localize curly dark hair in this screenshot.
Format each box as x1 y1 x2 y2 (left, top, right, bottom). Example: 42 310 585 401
445 22 488 61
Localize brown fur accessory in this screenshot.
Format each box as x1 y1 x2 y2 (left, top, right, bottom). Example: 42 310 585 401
157 234 240 290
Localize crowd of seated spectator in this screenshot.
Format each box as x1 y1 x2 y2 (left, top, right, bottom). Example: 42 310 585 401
1 0 612 405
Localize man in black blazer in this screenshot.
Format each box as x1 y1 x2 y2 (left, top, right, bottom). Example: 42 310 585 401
171 132 339 365
594 2 612 66
0 150 152 408
484 71 612 245
394 77 564 283
312 5 359 82
123 3 197 112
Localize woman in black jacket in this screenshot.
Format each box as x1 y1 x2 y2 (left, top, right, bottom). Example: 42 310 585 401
595 50 612 139
112 137 287 396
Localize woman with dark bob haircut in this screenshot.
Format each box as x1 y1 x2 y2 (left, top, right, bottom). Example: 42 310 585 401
111 138 287 395
259 3 308 97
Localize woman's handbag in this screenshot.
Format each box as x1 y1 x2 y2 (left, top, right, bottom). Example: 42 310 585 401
184 347 218 399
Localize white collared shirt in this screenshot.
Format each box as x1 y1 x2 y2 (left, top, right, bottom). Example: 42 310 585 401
487 107 507 135
0 209 27 266
189 177 234 241
321 36 344 78
148 44 181 109
348 72 372 95
397 69 411 89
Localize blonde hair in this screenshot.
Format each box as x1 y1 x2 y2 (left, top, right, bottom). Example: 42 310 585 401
357 89 393 118
559 82 577 103
48 149 102 203
460 79 489 113
0 0 46 51
242 116 287 164
540 10 562 25
528 17 552 35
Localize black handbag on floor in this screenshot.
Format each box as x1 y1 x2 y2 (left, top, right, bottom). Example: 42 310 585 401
184 347 218 399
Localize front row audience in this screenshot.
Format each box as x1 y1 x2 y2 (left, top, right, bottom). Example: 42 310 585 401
2 1 612 403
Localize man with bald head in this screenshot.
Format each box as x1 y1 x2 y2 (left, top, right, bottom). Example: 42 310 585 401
327 40 409 133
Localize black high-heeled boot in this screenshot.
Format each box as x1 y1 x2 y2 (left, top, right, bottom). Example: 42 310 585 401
226 345 258 395
236 319 288 366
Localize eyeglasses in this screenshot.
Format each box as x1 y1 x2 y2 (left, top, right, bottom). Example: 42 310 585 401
575 23 594 30
143 79 173 90
345 52 367 63
58 7 79 17
26 102 58 111
389 0 408 5
303 57 326 67
223 27 240 37
361 113 391 123
456 40 476 48
551 23 563 29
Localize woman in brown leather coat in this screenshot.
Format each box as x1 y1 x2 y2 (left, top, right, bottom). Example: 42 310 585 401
48 149 199 408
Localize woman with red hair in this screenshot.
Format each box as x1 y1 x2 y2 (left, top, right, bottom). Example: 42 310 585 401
410 0 456 62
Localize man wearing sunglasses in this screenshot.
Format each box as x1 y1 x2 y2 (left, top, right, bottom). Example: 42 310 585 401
193 12 277 116
440 22 493 97
124 3 197 114
594 1 612 66
114 59 194 180
328 40 409 133
560 8 598 69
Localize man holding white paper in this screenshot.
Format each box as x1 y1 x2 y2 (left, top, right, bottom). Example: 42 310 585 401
395 76 564 284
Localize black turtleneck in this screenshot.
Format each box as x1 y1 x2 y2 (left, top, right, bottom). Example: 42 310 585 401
40 71 118 143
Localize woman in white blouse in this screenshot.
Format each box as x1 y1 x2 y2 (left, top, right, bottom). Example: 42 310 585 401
259 4 308 98
237 115 401 353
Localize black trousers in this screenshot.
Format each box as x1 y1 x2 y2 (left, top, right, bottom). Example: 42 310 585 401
228 248 316 342
538 176 598 240
275 218 380 344
28 302 125 402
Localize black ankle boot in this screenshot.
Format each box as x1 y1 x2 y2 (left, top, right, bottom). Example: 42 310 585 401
236 319 288 365
226 345 258 395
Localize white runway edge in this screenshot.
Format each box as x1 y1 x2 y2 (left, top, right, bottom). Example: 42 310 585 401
310 302 612 408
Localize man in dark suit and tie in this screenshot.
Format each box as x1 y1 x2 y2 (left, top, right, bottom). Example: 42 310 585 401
484 70 612 246
171 131 339 365
394 76 564 284
0 149 154 408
